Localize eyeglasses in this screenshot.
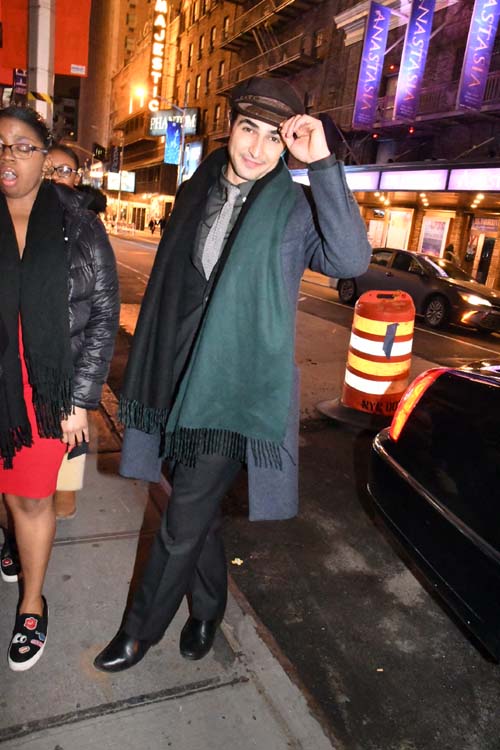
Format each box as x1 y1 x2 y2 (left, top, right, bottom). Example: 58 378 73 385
0 143 49 159
49 165 79 178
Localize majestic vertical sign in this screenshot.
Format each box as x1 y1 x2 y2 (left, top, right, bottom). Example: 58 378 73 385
352 2 392 129
149 0 168 112
393 0 436 121
457 0 500 110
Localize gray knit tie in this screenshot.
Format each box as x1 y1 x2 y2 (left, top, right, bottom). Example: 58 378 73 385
202 183 240 279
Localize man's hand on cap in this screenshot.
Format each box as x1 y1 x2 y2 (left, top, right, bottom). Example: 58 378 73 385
279 115 331 165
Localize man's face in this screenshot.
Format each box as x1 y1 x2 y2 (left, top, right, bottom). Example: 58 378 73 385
48 148 80 188
226 114 285 185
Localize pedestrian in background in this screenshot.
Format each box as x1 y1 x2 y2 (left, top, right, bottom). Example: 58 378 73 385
95 77 371 673
0 105 119 671
148 218 156 234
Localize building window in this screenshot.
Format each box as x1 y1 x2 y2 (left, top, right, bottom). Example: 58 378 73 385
223 16 229 35
313 29 324 47
210 25 216 49
187 43 193 68
218 60 225 80
185 79 190 105
193 1 199 23
198 34 205 59
206 67 212 92
214 103 221 128
194 74 201 100
202 108 208 130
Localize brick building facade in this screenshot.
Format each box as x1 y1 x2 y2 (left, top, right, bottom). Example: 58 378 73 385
79 0 500 288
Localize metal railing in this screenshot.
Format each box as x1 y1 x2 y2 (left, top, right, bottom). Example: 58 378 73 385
216 33 314 92
220 1 299 46
323 70 500 130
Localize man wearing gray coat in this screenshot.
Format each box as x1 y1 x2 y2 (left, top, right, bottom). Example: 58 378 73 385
95 77 371 672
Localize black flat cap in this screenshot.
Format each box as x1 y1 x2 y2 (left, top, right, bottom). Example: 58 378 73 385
229 76 304 127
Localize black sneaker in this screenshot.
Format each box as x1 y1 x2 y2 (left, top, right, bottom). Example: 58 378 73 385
8 597 48 672
1 540 20 583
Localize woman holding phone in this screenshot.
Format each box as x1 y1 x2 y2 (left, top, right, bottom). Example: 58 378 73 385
0 105 119 671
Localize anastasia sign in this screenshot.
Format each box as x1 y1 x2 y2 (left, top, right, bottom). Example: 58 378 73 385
393 0 436 121
457 0 500 110
352 2 392 130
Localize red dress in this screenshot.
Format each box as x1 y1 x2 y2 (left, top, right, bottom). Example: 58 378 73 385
0 326 67 498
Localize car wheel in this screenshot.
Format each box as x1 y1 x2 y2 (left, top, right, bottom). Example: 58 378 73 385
338 278 357 305
423 295 449 329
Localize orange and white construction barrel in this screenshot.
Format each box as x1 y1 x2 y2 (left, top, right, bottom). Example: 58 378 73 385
341 290 415 419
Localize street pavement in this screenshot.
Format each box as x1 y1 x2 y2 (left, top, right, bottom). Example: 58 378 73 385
2 303 500 749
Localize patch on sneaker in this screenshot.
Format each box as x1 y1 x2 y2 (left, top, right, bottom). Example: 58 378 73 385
19 646 30 654
12 633 28 644
24 617 37 631
2 557 14 567
35 631 46 642
30 639 44 648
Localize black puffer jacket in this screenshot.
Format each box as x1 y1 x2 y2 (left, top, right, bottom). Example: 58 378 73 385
54 183 119 409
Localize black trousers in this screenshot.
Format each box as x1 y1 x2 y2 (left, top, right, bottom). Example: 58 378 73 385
124 453 242 643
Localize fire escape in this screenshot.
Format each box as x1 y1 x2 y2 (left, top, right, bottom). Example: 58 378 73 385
216 0 325 95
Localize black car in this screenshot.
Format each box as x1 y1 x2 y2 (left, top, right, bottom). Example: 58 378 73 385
368 360 500 660
337 248 500 331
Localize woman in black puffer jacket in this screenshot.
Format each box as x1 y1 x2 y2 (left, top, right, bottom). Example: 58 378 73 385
55 182 119 409
0 105 119 672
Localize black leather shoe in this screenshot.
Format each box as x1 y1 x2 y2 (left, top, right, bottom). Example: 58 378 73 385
94 629 150 672
180 617 219 661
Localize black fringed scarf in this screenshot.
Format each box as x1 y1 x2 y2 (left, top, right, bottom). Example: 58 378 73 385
0 181 73 469
119 148 296 469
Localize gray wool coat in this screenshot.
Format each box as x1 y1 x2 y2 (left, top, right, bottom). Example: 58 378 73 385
120 158 372 521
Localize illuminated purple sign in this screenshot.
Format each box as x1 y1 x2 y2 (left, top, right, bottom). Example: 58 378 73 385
457 0 500 110
448 167 500 191
380 169 448 191
352 2 392 130
393 0 436 121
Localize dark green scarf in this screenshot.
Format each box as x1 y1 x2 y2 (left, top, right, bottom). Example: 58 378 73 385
0 182 73 469
163 160 296 469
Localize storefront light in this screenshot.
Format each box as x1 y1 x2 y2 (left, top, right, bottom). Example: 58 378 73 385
477 193 485 200
419 192 426 197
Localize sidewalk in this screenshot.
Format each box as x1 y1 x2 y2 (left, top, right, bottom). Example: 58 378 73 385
0 389 337 750
0 312 436 749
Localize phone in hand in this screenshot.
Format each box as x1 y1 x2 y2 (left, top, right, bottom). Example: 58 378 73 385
67 440 89 460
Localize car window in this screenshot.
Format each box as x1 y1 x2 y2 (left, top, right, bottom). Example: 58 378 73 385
421 255 475 281
371 251 393 267
392 253 412 272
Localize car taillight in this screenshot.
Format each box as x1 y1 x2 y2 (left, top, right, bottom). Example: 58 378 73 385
389 368 449 441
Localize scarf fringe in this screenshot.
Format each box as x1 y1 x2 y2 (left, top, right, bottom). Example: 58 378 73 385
0 424 33 469
25 356 73 438
164 427 283 470
118 397 170 434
